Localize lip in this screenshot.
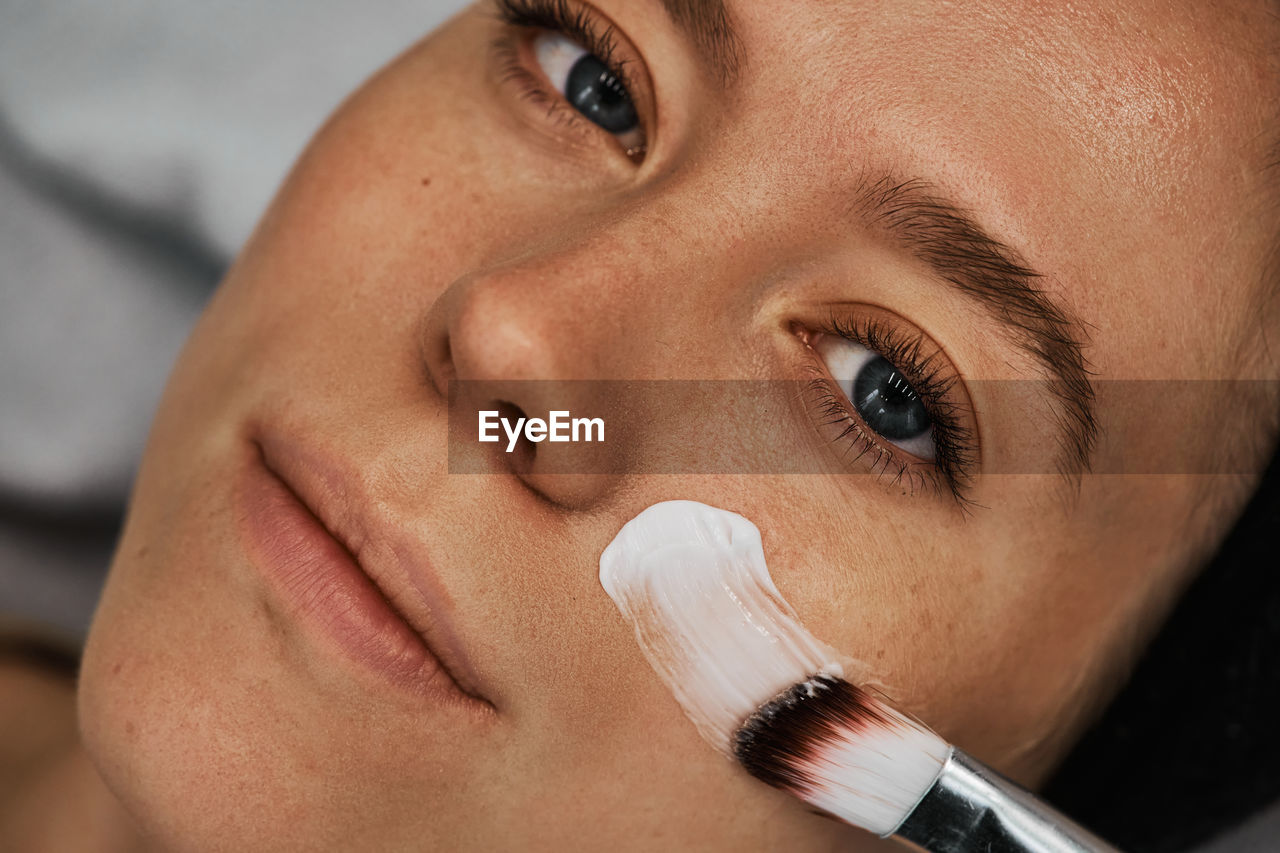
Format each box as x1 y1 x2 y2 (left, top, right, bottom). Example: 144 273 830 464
234 429 493 713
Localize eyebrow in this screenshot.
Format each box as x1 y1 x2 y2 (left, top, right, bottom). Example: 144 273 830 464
657 0 743 85
646 4 1095 479
852 177 1099 479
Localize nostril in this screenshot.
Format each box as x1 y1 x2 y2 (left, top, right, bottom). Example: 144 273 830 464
440 338 454 382
420 318 455 399
493 399 536 474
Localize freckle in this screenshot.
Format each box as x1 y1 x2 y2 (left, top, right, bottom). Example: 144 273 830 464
420 177 432 187
125 721 136 737
875 649 886 660
112 663 122 675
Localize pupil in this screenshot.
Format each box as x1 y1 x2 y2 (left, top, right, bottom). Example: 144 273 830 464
852 356 931 441
566 54 638 134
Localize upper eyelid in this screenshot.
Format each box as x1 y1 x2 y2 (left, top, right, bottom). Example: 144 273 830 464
809 370 978 508
804 371 945 498
495 0 641 94
801 315 980 501
493 0 654 159
808 343 935 465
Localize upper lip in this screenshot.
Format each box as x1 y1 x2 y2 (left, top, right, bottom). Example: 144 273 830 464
252 425 492 707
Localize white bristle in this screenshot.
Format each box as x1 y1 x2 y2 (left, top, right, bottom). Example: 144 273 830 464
793 686 949 836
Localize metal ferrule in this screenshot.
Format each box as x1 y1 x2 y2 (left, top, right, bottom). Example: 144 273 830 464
891 749 1122 853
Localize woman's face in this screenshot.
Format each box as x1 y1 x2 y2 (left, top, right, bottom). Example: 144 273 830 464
80 1 1277 850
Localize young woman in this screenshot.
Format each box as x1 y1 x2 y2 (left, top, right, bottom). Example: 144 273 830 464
9 0 1280 849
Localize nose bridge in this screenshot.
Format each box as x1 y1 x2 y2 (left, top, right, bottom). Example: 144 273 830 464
421 157 798 505
424 204 689 505
440 192 726 384
426 85 835 387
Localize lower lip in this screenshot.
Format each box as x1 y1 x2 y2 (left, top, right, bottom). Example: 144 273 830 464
235 448 471 704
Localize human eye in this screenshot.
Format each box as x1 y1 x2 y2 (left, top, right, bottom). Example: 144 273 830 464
491 0 649 161
796 313 979 505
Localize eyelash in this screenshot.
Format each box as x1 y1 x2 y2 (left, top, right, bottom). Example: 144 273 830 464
490 0 645 158
802 314 978 505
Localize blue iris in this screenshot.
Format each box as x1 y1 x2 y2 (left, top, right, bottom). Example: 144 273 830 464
852 356 931 441
566 54 638 134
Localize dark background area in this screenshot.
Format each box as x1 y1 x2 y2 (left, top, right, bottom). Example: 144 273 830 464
1048 443 1280 852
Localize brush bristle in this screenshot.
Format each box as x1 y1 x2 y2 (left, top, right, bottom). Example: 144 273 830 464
733 675 950 837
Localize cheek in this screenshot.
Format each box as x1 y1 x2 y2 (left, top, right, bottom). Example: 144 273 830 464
206 23 564 364
736 478 1129 786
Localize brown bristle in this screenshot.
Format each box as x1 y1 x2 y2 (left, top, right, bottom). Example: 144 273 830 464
732 675 891 794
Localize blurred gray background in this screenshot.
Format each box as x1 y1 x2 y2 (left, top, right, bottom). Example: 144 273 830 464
0 0 466 638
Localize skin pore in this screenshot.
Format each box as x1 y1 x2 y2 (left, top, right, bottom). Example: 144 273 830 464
4 0 1275 850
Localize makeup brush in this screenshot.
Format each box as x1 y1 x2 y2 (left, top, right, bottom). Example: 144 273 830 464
599 500 1120 853
734 673 1119 852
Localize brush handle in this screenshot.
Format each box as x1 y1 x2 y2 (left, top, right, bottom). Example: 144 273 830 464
892 749 1121 853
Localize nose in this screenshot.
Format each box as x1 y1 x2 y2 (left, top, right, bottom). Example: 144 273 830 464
421 247 629 507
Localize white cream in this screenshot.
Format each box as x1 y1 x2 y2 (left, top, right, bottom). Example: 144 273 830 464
600 501 957 839
598 500 847 754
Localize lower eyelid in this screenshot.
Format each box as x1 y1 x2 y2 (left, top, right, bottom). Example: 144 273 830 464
492 0 654 153
813 336 937 461
489 33 615 152
802 373 924 483
490 28 647 161
792 318 978 501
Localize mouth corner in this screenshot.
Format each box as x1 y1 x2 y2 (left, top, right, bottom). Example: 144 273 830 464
236 421 495 716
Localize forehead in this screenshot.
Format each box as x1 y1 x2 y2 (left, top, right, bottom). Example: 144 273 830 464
708 0 1277 373
733 0 1273 171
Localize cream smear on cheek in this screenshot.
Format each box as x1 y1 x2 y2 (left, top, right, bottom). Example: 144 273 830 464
598 500 849 754
602 504 1108 846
